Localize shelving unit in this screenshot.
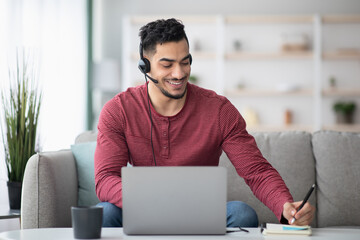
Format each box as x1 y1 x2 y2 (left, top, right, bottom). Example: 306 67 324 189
320 14 360 132
121 14 360 132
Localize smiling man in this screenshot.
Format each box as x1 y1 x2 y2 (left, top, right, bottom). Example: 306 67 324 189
94 18 315 228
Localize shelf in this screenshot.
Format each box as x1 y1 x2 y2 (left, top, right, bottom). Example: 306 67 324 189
323 88 360 97
247 124 313 133
131 51 216 60
322 15 360 24
249 124 360 133
226 89 313 97
226 15 314 24
192 51 217 59
322 51 360 60
130 15 218 25
322 124 360 132
225 51 313 60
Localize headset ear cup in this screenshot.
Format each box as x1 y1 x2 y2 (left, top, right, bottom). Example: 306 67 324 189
143 58 151 73
138 58 151 74
189 54 192 65
138 59 146 74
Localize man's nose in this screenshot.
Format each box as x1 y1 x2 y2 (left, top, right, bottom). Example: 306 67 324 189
172 64 186 80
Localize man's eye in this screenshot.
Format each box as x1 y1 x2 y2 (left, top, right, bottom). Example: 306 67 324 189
163 65 172 68
181 62 189 65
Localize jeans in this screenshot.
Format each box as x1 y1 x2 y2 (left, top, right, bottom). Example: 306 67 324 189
97 201 258 228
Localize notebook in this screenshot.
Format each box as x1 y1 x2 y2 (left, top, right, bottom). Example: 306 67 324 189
261 223 312 236
122 166 227 235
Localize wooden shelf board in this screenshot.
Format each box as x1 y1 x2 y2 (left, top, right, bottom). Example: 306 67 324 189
226 15 314 24
225 89 313 97
130 15 217 25
246 124 360 133
247 124 313 132
323 88 360 97
322 124 360 132
323 51 360 60
192 52 217 59
225 51 313 60
322 15 360 24
131 52 216 60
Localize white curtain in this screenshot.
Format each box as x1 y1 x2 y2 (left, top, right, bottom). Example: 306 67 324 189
0 0 87 204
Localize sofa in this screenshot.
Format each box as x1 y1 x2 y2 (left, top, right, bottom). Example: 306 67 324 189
21 130 360 229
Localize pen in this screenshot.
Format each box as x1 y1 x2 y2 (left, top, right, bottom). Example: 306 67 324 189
290 184 315 224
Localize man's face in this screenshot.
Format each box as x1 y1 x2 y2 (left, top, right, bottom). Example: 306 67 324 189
147 39 191 100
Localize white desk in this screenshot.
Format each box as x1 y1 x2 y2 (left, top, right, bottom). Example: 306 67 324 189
0 227 359 240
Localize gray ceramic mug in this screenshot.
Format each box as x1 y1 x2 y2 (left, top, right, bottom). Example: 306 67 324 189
71 206 103 239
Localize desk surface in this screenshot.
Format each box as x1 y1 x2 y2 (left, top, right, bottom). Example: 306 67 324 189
0 227 360 240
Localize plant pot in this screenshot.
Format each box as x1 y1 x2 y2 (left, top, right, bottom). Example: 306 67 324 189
7 181 22 210
336 112 354 124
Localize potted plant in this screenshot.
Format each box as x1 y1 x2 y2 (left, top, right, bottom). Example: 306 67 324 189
1 51 42 209
333 101 356 124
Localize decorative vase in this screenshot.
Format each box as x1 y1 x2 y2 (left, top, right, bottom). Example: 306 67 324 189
336 112 354 124
7 181 22 210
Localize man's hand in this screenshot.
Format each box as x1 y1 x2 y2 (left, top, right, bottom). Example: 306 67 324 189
283 201 315 226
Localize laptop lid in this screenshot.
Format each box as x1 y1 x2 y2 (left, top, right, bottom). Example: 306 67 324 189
122 166 227 235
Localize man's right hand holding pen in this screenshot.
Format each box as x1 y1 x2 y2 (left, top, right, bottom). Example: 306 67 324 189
282 184 316 226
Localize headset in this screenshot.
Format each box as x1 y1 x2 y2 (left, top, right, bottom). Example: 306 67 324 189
138 42 192 166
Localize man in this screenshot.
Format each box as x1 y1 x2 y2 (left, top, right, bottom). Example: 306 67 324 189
94 18 315 228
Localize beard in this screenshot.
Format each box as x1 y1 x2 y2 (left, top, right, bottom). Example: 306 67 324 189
159 86 187 99
154 78 188 99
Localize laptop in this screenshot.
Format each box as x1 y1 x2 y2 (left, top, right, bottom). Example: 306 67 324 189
122 166 227 235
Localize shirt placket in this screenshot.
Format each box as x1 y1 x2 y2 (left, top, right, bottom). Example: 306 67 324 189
160 118 170 158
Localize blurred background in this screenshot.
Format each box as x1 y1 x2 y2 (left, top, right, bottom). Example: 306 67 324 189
0 0 360 231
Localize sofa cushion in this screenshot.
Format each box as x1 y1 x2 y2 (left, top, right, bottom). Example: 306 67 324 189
312 131 360 227
71 141 100 206
220 131 316 226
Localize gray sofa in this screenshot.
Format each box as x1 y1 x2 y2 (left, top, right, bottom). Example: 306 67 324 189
21 131 360 229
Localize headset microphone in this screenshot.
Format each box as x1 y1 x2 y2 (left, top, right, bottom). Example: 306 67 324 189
144 73 159 84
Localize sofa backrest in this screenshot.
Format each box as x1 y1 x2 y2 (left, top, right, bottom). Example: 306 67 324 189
312 131 360 228
219 131 317 226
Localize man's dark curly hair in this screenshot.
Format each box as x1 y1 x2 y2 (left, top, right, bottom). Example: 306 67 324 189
139 18 189 55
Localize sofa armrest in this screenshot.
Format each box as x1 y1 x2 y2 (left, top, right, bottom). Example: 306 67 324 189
21 150 78 229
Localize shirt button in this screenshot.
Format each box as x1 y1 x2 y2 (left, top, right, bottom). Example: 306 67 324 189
163 146 167 149
163 132 167 136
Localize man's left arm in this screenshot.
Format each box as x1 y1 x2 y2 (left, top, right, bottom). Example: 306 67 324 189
219 100 315 225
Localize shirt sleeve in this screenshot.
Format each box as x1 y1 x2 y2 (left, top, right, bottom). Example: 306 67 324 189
219 100 293 222
94 98 129 208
